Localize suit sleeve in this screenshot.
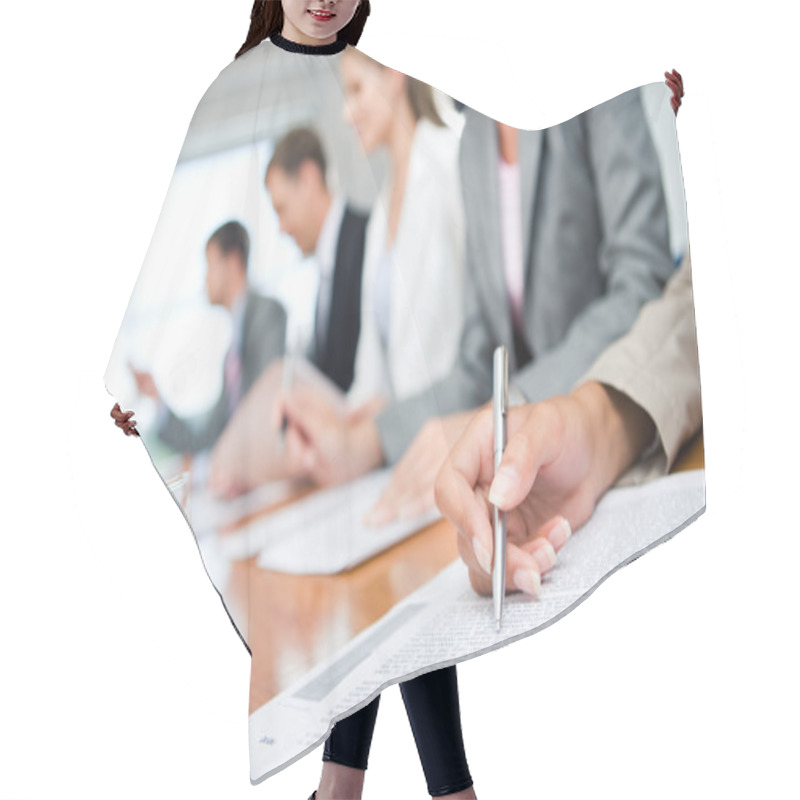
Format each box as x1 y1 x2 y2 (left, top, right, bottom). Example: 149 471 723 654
155 393 229 455
582 250 702 480
512 88 675 403
246 297 287 384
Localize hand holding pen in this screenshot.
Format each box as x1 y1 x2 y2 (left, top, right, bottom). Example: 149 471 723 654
434 387 587 604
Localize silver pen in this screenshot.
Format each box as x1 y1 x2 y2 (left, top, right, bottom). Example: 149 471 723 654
493 345 508 631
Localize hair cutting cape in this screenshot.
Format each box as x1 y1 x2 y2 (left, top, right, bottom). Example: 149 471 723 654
104 31 705 784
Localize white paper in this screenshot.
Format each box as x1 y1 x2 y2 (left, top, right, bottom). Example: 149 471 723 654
248 469 706 783
188 478 298 536
217 467 441 571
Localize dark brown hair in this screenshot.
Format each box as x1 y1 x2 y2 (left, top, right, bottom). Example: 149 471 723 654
236 1 371 59
266 127 328 187
207 220 250 275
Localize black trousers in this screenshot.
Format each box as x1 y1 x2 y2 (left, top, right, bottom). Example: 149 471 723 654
323 664 473 797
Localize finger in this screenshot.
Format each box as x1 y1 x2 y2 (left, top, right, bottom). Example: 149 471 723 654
467 564 493 597
367 455 410 524
505 540 543 597
282 386 329 441
436 430 495 539
519 536 558 576
270 391 285 432
397 483 436 520
281 394 317 446
458 530 492 596
285 422 314 473
463 534 545 599
665 79 680 99
387 461 435 522
436 411 498 572
363 483 399 526
441 406 496 493
528 514 573 553
666 79 682 99
487 404 565 510
440 467 495 578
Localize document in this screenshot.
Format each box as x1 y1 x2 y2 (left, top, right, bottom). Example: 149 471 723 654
248 469 706 783
188 477 299 536
218 467 441 569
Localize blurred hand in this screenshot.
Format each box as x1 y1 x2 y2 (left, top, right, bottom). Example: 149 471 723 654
434 383 651 598
129 361 160 400
363 408 480 527
207 468 249 500
345 394 390 425
110 402 139 437
271 382 384 486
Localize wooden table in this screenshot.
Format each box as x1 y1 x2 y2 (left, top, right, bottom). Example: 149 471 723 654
184 429 705 713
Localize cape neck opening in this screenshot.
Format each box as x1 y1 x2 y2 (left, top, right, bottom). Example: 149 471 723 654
269 31 347 55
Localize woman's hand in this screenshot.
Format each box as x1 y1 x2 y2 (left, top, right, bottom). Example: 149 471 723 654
362 409 479 526
271 383 384 486
110 402 139 437
345 394 390 425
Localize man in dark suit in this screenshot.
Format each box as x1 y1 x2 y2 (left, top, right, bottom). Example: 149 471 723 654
264 126 368 393
131 220 287 454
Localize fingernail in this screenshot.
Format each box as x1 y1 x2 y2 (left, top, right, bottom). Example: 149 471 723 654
532 540 557 573
548 517 572 550
488 465 518 506
473 537 492 574
513 568 541 598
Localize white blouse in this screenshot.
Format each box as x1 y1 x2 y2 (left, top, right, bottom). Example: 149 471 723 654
373 242 394 351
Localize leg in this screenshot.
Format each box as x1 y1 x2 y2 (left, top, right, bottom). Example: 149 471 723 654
400 665 475 798
316 694 381 799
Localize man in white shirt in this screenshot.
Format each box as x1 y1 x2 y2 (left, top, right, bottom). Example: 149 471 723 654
264 126 369 393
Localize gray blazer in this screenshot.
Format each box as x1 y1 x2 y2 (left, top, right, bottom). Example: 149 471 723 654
375 87 675 464
157 287 287 453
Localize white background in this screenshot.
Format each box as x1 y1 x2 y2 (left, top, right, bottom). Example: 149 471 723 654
1 1 798 798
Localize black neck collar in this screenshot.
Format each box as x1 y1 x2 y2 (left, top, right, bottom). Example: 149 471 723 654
270 31 347 55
